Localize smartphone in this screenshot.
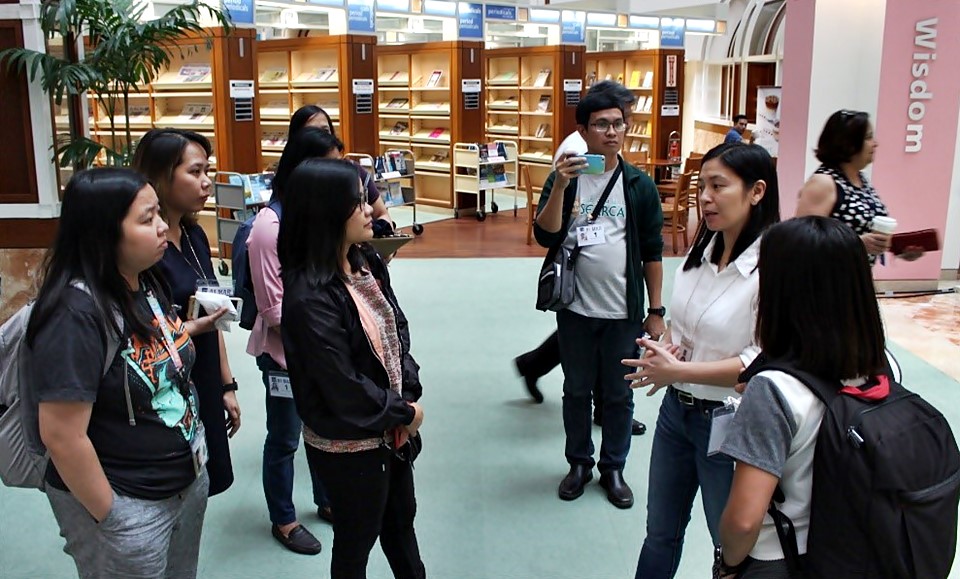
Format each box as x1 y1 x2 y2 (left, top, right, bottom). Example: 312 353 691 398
582 154 605 175
187 296 243 320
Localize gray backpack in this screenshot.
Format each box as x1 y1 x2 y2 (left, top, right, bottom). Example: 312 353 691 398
0 285 122 489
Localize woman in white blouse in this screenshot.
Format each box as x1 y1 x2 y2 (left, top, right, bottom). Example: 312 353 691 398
625 143 781 579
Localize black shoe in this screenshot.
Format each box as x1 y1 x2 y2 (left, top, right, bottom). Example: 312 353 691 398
272 524 322 555
317 506 334 525
632 420 646 436
599 470 634 509
514 357 544 403
558 464 593 501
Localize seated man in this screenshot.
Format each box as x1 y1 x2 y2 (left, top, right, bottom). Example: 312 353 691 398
725 114 749 144
534 92 665 509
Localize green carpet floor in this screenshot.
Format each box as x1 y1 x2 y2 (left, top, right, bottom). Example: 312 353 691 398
2 257 959 578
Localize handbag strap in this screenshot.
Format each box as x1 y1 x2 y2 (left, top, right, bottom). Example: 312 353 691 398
569 158 623 262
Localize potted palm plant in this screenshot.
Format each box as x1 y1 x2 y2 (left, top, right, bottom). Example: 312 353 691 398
0 0 231 168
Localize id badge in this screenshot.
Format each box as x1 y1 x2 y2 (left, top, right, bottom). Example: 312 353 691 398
268 371 294 399
577 224 606 247
190 422 209 476
678 336 694 362
195 278 231 296
707 402 738 456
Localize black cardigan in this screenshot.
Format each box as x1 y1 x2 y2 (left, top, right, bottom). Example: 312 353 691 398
281 246 420 441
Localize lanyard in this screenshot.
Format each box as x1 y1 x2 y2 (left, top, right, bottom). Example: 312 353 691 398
146 291 184 371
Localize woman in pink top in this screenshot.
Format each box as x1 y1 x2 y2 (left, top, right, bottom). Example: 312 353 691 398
246 128 343 555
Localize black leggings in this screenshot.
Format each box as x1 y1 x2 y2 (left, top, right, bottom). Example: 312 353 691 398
306 445 426 579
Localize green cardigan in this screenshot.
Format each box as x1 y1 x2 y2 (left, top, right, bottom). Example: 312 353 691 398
533 160 663 322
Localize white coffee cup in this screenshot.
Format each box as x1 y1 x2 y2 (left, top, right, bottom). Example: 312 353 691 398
871 216 898 235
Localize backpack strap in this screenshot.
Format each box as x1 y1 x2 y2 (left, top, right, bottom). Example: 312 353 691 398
767 485 804 578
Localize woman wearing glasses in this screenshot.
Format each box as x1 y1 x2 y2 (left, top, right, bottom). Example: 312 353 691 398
796 109 924 263
278 158 426 579
31 168 224 577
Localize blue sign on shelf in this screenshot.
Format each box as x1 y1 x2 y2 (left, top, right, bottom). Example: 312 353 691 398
222 0 254 25
528 8 559 24
377 0 409 12
484 4 516 21
660 18 685 47
307 0 345 6
561 10 586 44
347 0 375 33
423 0 457 16
458 3 483 39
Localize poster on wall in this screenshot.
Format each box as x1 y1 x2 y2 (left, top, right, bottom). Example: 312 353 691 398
754 86 781 157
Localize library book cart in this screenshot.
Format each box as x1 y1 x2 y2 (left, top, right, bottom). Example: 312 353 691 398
452 141 519 221
211 172 270 276
346 150 424 235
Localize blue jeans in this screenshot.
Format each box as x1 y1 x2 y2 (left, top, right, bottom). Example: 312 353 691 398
635 389 735 579
259 354 329 526
556 309 640 473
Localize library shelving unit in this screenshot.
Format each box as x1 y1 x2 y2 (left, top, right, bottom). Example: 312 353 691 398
452 141 519 221
584 49 685 164
376 41 485 209
256 35 379 171
484 45 585 196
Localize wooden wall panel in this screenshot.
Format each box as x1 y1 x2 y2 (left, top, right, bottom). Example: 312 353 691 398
212 28 260 173
343 36 378 156
0 20 39 203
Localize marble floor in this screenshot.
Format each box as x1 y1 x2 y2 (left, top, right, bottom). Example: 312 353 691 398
879 285 960 381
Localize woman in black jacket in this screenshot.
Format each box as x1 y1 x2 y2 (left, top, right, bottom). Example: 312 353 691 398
278 157 426 579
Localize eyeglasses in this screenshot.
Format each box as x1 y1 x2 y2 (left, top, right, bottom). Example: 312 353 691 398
589 120 628 133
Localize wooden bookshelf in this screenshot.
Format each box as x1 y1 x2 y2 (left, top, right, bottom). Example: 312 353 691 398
585 49 684 164
485 45 584 195
377 41 485 209
256 35 379 171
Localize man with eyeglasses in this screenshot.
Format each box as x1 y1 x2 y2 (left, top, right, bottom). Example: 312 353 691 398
517 81 647 435
534 91 664 509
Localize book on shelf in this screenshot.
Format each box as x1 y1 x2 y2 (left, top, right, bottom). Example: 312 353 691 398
427 128 448 139
261 131 287 147
389 121 409 135
533 69 551 88
178 65 211 83
376 181 405 207
642 71 654 89
491 71 518 83
492 95 518 107
309 67 338 82
629 140 641 152
426 70 444 88
616 73 624 85
534 123 549 139
604 73 613 81
178 103 213 123
227 173 275 205
629 70 641 88
643 96 653 113
536 95 551 113
127 105 150 120
385 98 409 109
480 163 508 185
378 71 408 83
479 142 507 162
429 151 449 163
260 68 287 83
586 71 597 87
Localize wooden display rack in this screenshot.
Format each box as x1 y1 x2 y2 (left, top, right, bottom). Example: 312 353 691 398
484 45 585 196
256 35 379 171
376 41 485 209
584 48 684 164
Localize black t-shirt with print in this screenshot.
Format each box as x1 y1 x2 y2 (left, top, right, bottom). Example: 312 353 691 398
32 286 200 500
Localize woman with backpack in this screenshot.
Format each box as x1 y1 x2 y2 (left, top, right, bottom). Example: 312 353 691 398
132 128 241 498
246 127 343 555
714 216 956 578
29 168 225 577
625 143 780 579
278 158 426 579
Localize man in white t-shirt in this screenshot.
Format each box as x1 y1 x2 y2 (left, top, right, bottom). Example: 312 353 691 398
534 92 664 509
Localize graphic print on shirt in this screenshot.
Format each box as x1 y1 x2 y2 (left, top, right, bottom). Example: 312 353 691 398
124 312 198 441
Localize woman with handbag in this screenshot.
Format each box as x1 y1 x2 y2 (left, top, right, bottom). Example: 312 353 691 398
278 157 426 579
625 143 780 578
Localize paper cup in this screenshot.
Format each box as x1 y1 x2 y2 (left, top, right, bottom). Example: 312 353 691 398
871 216 897 235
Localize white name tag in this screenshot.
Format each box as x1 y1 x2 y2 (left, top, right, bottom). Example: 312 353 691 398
577 224 606 247
268 371 294 399
707 403 738 456
190 422 209 475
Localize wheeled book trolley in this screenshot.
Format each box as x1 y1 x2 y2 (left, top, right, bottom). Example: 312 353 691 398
452 140 518 221
347 150 423 235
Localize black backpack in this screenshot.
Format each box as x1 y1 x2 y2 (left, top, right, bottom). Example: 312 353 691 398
231 200 282 331
739 358 960 579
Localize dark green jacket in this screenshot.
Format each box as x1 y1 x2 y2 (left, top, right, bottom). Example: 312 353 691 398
534 159 663 322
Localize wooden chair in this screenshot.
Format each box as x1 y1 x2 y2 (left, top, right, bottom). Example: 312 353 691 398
662 171 693 254
523 164 537 245
683 156 704 221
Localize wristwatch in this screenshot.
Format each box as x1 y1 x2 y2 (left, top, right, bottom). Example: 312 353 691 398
713 546 747 579
647 306 666 317
223 378 239 393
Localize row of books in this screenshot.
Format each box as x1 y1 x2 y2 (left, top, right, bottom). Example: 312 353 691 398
487 95 550 112
633 96 655 114
377 70 445 88
259 68 339 84
487 69 551 87
586 70 654 89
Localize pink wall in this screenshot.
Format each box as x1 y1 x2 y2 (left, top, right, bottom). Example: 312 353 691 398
871 0 960 280
776 0 817 217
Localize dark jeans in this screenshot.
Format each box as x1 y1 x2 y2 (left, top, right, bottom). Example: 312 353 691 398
635 389 734 579
516 331 605 412
258 354 329 526
556 309 640 472
307 444 426 579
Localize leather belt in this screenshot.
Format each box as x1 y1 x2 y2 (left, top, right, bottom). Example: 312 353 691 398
669 386 725 411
